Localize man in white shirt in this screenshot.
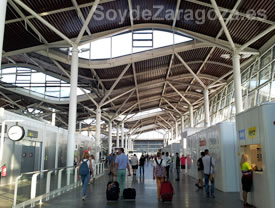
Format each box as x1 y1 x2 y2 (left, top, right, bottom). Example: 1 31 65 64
131 154 138 175
202 149 215 198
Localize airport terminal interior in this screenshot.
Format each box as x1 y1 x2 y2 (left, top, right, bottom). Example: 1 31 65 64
0 0 275 207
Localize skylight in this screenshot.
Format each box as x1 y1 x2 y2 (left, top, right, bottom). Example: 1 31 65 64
68 29 192 60
0 67 90 99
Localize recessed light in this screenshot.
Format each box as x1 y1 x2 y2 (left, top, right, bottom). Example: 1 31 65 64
221 54 231 59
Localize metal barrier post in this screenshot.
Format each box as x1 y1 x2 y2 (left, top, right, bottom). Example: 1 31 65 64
57 168 64 195
30 173 40 207
46 171 53 201
13 175 22 207
66 169 70 189
74 167 78 188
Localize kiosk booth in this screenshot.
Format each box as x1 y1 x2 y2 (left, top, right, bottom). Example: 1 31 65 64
236 102 275 208
185 122 240 192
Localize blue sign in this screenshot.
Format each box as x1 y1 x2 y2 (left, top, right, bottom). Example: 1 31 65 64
239 129 246 140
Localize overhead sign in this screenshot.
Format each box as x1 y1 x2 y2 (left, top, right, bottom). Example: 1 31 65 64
27 130 38 138
239 129 246 140
199 139 206 146
248 127 257 139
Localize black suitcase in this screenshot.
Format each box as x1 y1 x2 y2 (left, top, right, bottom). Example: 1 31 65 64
106 181 120 201
123 188 136 200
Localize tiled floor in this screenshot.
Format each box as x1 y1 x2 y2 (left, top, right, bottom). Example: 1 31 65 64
36 162 244 208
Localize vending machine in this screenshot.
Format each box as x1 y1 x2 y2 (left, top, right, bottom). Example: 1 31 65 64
236 102 275 208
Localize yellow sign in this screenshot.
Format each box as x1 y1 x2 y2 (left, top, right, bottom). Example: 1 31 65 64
248 127 257 139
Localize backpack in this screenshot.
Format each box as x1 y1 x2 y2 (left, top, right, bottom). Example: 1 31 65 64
79 160 89 176
155 159 165 177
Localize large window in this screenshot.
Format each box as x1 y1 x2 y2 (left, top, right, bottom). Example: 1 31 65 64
71 29 192 60
257 84 270 104
259 65 271 85
0 66 90 100
197 44 275 127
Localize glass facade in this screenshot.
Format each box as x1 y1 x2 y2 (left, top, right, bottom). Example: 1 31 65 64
133 140 163 153
193 44 275 127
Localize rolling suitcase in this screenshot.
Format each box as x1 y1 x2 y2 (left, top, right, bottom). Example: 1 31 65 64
160 181 174 201
106 181 120 201
123 188 136 200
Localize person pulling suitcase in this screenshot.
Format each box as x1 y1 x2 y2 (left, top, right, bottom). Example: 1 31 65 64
153 152 167 201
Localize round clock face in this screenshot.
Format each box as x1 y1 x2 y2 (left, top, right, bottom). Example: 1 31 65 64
7 125 25 141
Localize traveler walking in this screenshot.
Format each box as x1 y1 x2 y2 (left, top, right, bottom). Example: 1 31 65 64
202 149 215 198
139 154 146 176
108 152 115 175
90 155 96 183
180 154 186 173
153 152 167 201
164 152 171 179
240 154 255 207
114 148 131 197
131 154 138 175
175 153 180 181
78 152 93 200
196 152 205 189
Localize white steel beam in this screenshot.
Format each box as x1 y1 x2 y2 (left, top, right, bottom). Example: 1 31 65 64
71 0 92 36
6 0 115 24
172 0 181 28
0 0 8 68
3 23 258 57
75 0 100 44
132 63 141 111
13 0 74 46
120 103 137 117
95 107 101 161
239 25 275 52
185 0 275 25
34 41 211 69
162 98 182 115
83 106 109 121
208 70 233 88
121 104 136 122
160 54 174 106
102 88 135 107
116 125 119 147
112 90 135 120
158 116 172 128
189 105 194 127
100 64 131 106
203 89 210 127
8 0 48 44
108 121 112 154
51 59 99 107
167 81 192 105
175 53 206 88
128 0 134 27
210 0 235 50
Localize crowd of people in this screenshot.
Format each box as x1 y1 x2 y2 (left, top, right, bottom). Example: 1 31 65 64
77 149 255 207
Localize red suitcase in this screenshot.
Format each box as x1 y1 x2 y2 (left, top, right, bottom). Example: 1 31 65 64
160 181 174 201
